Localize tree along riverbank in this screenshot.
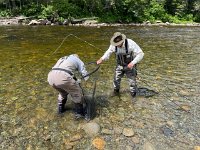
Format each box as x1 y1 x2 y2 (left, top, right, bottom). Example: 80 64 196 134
0 17 200 27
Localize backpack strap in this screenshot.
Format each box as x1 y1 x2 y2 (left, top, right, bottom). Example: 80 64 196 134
125 39 128 54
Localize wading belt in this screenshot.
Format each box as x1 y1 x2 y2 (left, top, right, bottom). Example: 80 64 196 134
52 68 73 76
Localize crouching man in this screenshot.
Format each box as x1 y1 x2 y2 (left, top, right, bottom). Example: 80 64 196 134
47 54 89 119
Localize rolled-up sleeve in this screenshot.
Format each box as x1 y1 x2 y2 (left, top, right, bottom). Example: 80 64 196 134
128 39 144 65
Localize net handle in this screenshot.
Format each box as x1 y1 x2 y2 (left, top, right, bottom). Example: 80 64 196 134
82 61 100 78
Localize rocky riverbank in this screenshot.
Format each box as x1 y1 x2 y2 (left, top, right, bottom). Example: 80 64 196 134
1 16 200 27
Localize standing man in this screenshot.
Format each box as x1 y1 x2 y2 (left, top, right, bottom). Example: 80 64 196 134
97 32 144 102
48 54 89 119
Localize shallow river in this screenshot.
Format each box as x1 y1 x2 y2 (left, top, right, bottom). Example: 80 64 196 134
0 25 200 149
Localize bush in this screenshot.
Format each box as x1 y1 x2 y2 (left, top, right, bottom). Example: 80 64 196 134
99 12 119 23
194 13 200 22
0 10 11 17
52 0 81 18
38 5 55 19
22 3 41 17
144 0 167 23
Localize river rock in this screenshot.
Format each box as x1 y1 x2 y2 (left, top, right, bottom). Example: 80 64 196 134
101 128 113 135
126 145 134 150
131 135 140 144
113 126 123 134
194 146 200 150
123 128 135 137
70 134 83 142
92 137 106 150
160 125 175 137
28 20 40 25
82 122 100 137
143 141 156 150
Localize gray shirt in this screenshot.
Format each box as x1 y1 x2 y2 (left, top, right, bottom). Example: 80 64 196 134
52 54 88 77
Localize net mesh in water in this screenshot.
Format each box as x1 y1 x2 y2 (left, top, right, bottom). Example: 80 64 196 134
136 87 158 97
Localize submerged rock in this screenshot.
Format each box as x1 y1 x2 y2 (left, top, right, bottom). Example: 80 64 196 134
123 128 135 137
143 141 156 150
82 122 100 137
92 137 106 150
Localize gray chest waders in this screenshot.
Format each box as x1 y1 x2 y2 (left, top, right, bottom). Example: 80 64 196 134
115 39 136 73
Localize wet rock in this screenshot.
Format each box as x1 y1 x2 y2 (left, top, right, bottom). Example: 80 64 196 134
44 135 51 141
131 135 140 144
143 141 156 150
65 145 73 150
82 122 100 137
131 120 145 129
38 19 48 25
101 128 113 135
113 126 123 134
64 139 75 150
92 137 106 150
126 145 134 150
179 90 190 96
28 20 40 25
180 105 191 111
160 125 175 137
46 21 51 25
166 121 174 127
70 134 83 142
194 146 200 150
63 19 69 25
123 128 135 137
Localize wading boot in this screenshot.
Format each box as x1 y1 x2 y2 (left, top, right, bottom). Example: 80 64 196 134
74 103 85 119
58 99 67 114
58 104 65 114
131 92 137 104
111 89 120 97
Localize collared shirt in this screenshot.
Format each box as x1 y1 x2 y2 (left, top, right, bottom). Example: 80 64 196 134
52 54 88 77
101 39 144 65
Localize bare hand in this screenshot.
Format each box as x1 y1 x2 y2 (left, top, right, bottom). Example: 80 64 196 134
97 58 103 65
127 62 134 69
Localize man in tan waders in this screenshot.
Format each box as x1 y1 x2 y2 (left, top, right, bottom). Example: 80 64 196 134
97 32 144 103
48 54 89 119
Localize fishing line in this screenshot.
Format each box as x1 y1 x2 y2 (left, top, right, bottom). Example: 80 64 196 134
19 33 103 72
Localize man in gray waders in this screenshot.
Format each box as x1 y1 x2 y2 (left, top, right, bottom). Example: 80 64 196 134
97 32 144 103
47 54 89 119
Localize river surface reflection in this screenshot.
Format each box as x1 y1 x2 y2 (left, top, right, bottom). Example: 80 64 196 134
0 25 199 149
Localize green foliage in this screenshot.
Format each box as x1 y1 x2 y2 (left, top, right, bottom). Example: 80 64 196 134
22 2 41 17
0 0 199 23
144 0 167 23
99 12 120 23
38 5 54 19
0 10 11 17
52 0 81 18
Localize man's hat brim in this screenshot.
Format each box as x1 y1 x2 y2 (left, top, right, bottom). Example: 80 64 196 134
110 33 126 46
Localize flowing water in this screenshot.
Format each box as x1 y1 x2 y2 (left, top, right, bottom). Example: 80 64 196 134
0 25 200 149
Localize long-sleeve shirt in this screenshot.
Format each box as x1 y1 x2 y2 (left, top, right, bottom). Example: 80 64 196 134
52 54 88 77
101 39 144 65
